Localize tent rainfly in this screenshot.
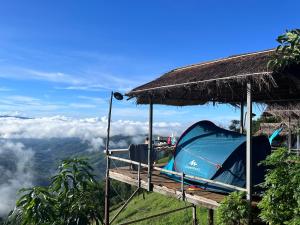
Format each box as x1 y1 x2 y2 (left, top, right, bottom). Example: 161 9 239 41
164 120 271 193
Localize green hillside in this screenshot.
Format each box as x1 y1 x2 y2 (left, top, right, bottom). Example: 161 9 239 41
111 192 211 225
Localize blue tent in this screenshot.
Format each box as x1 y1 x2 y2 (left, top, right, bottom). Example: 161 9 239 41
163 120 271 193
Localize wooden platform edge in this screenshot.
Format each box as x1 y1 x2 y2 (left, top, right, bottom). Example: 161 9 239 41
109 170 220 209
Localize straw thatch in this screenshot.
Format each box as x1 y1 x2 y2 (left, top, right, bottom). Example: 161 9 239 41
263 103 300 121
256 123 289 136
127 49 300 106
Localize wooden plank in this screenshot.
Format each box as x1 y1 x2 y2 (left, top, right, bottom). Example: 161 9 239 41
109 168 223 209
109 156 246 192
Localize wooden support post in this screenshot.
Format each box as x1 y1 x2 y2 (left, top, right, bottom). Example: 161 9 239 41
147 100 153 192
246 82 253 224
192 205 197 225
297 120 300 155
240 101 244 134
181 172 185 201
288 116 292 153
109 187 140 224
104 92 113 225
208 209 214 225
119 205 193 225
138 162 141 188
297 134 300 156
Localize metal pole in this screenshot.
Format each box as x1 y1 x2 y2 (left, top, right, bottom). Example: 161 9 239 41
104 91 113 225
246 82 253 224
208 209 214 225
192 205 197 225
147 100 153 191
240 101 244 134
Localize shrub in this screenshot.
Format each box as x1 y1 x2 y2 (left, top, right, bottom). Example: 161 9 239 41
217 191 249 225
6 158 104 225
258 148 300 225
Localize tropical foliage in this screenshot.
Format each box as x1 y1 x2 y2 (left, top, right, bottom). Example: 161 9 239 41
258 148 300 224
216 191 249 225
6 158 104 225
268 29 300 71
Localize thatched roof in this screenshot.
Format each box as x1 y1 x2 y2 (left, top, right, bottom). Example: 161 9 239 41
256 123 289 136
263 103 300 121
127 49 300 106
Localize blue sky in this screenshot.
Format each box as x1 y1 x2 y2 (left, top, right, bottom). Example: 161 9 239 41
0 0 299 125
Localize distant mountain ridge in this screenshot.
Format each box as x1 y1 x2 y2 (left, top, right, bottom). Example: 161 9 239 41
0 115 32 120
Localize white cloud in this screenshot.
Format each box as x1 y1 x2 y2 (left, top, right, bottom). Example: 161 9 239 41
57 85 109 92
0 116 184 151
69 103 97 109
5 95 40 104
0 95 106 115
77 96 105 104
0 66 147 93
0 67 83 85
0 140 34 217
0 87 12 91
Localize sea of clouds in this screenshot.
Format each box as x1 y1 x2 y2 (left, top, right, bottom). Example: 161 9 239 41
0 116 184 150
0 141 34 217
0 116 184 216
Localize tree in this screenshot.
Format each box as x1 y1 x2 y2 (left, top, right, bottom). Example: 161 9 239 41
258 148 300 224
268 29 300 71
216 191 249 225
228 120 240 132
6 158 104 225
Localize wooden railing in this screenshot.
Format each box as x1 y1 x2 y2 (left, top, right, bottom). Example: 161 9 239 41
107 149 247 193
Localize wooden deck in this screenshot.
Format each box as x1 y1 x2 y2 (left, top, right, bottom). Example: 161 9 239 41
109 167 227 209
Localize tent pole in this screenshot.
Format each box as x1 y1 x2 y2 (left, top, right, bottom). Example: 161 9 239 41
240 101 244 134
147 100 153 192
246 82 253 224
104 92 113 225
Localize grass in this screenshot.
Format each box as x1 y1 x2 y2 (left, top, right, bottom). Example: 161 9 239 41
111 192 210 225
156 155 171 164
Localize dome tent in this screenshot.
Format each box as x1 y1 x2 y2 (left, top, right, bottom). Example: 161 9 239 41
163 120 271 193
